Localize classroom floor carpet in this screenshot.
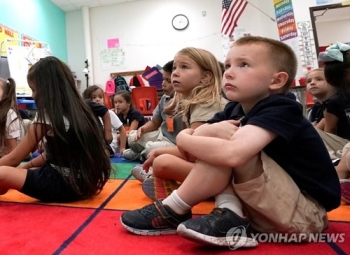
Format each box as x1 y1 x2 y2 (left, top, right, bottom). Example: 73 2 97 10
0 157 349 254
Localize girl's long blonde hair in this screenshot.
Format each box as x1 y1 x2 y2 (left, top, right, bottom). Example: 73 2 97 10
164 47 223 118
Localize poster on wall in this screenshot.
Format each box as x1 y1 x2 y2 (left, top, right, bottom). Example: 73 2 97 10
0 24 20 56
274 0 298 41
22 34 43 48
297 21 315 68
6 42 52 96
99 37 126 71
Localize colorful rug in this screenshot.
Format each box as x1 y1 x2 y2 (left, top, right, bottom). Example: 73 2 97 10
0 158 349 254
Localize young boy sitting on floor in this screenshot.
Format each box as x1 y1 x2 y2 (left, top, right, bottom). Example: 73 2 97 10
120 36 341 249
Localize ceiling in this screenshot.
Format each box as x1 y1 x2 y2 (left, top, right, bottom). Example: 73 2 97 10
50 0 145 12
51 0 350 22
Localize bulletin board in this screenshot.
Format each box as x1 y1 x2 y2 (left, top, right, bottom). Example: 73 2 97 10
3 39 52 96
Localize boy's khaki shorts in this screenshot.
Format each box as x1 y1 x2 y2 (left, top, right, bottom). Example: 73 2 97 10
233 152 328 235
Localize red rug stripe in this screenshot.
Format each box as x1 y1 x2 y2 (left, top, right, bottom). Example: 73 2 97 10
1 202 348 255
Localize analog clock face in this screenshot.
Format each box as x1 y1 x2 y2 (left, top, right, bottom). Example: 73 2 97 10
172 14 189 30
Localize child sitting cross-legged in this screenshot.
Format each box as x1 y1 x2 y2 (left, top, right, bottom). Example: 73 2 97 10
123 60 183 163
120 36 340 249
83 85 127 155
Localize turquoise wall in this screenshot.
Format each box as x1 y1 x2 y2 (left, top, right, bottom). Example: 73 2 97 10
0 0 67 61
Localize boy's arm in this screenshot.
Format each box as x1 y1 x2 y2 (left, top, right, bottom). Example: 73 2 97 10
323 111 338 134
101 112 113 144
140 118 162 134
177 124 277 168
134 118 161 142
315 118 325 130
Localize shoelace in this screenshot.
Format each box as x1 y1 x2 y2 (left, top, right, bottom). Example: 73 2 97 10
139 203 158 217
202 208 224 220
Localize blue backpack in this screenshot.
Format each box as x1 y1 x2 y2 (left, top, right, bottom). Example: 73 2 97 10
114 75 130 92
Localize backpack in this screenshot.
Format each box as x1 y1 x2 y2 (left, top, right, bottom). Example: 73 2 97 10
105 78 115 95
129 75 146 87
114 75 130 92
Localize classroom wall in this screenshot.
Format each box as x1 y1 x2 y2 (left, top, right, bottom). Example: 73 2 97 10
0 0 67 61
66 0 278 91
316 19 350 46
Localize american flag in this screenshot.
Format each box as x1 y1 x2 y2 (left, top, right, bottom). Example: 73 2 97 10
221 0 248 36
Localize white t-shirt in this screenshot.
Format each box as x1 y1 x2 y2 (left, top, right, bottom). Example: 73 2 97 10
99 110 123 153
0 109 23 157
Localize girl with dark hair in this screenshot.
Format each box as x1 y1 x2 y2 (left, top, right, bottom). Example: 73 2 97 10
0 77 24 157
320 43 350 204
0 56 111 202
112 90 145 151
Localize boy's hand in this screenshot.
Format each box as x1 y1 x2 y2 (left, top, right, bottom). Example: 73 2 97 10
143 149 159 172
177 129 197 162
133 127 145 142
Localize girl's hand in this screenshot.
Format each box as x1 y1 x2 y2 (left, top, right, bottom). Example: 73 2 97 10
178 146 197 162
119 147 126 155
17 163 28 169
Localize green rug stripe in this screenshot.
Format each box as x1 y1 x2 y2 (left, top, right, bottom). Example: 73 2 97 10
110 163 138 179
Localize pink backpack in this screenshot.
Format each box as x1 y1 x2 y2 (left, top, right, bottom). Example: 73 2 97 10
105 78 115 95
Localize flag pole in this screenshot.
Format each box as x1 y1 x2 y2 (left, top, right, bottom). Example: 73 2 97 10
246 0 276 22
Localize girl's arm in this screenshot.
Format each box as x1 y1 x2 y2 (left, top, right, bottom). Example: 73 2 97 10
101 112 113 144
18 153 46 169
0 123 49 167
118 125 127 154
4 138 17 155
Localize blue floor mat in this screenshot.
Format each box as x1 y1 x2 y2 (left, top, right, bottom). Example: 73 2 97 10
29 151 140 164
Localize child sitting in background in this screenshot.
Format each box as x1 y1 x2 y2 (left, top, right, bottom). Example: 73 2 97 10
83 85 126 155
111 90 145 152
0 77 24 157
315 44 350 161
306 68 337 125
134 48 228 200
319 42 350 203
123 60 183 162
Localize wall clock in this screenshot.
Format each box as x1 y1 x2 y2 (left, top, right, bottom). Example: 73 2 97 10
172 14 189 30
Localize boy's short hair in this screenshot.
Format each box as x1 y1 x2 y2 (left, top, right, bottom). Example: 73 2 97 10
234 36 297 93
163 60 173 73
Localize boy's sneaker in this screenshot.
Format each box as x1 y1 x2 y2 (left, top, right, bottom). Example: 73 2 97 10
123 149 140 160
340 179 350 203
131 164 152 182
120 199 192 235
142 177 180 201
177 208 258 249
